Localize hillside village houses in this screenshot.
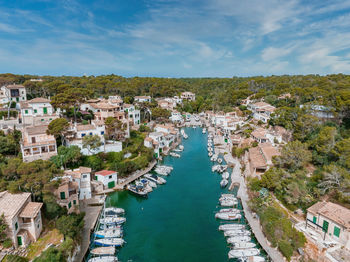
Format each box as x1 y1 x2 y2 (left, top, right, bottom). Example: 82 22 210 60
169 111 184 124
250 126 290 145
245 142 280 177
54 178 79 213
208 111 245 135
180 91 196 101
306 201 350 249
64 120 122 155
20 125 57 162
64 167 92 200
0 191 43 248
19 97 59 126
124 103 141 125
0 84 27 106
247 101 276 123
134 95 151 103
94 170 118 189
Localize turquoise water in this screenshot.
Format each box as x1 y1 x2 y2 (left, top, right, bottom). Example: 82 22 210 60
105 127 267 262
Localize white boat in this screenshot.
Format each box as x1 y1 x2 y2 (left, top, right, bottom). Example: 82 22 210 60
100 217 126 225
238 256 265 262
90 246 115 256
217 158 223 164
211 155 218 162
170 152 181 158
219 224 245 231
220 179 228 188
220 200 238 207
231 242 256 249
104 207 125 216
224 229 251 237
222 172 230 179
94 238 125 247
227 236 251 244
221 194 236 198
127 184 148 198
202 128 206 134
212 165 220 172
154 168 169 176
215 212 241 220
208 147 213 152
144 174 166 184
178 145 184 151
208 152 213 157
136 180 153 193
88 256 118 262
219 208 240 213
228 248 260 259
219 196 237 202
95 228 123 238
144 178 157 188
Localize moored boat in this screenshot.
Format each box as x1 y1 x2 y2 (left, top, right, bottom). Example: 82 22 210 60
219 224 245 231
104 207 125 216
169 152 181 158
127 184 148 198
219 208 240 213
215 212 241 220
95 228 123 238
144 174 166 184
238 256 265 262
224 229 251 237
88 256 118 262
144 178 157 188
220 179 228 188
100 217 126 226
227 236 251 244
231 242 256 249
94 238 125 247
90 246 116 256
228 248 259 259
217 158 223 164
222 172 230 179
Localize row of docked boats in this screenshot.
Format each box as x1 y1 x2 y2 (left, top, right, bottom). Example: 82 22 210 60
126 165 173 197
89 207 127 262
216 195 265 261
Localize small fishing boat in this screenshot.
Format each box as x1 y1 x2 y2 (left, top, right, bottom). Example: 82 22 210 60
169 152 181 158
95 228 123 238
136 180 152 193
211 155 218 162
212 165 220 172
90 246 115 256
228 248 260 259
94 238 125 247
178 145 184 151
88 256 118 262
238 256 265 262
231 242 256 249
144 178 157 188
217 158 223 164
219 196 237 202
208 152 213 157
219 208 240 213
227 236 252 244
224 229 251 237
202 128 206 134
100 217 126 226
221 193 236 198
220 179 228 188
219 224 245 231
104 207 125 216
127 184 148 198
215 212 241 220
222 172 230 179
144 174 166 184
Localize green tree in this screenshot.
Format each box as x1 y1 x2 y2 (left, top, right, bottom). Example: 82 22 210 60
274 141 312 172
82 135 102 154
46 118 69 146
56 213 85 240
50 146 82 169
0 214 11 247
33 247 65 262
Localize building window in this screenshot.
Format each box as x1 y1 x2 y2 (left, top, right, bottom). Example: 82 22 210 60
73 200 77 205
89 132 93 136
60 191 66 200
34 109 37 113
15 222 18 230
83 175 87 178
82 133 86 137
109 175 112 179
68 202 72 209
25 110 28 114
101 131 104 135
334 226 340 237
313 216 317 224
95 176 98 181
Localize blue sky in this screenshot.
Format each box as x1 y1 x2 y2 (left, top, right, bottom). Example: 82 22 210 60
1 0 350 77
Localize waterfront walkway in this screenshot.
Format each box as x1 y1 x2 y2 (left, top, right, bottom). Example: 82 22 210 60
227 156 286 262
113 160 157 190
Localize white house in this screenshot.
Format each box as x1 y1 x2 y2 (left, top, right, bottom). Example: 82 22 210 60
0 85 27 107
64 167 92 200
124 104 140 125
181 92 195 101
134 96 151 103
19 97 59 126
169 111 184 124
144 132 166 159
248 101 276 123
94 170 118 189
0 191 43 248
306 201 350 249
20 125 57 162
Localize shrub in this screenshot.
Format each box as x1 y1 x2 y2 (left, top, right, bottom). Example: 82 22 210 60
278 240 294 261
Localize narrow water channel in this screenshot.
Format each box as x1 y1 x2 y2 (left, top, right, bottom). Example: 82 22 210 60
108 127 230 261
